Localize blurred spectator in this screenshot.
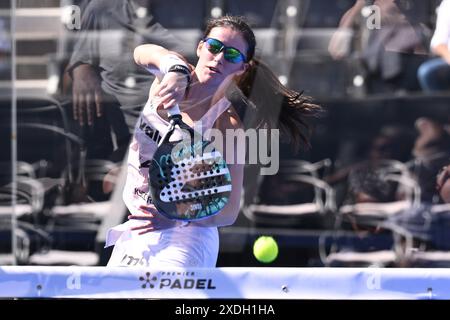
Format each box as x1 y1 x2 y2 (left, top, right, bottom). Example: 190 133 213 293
436 163 450 203
389 161 450 255
346 161 399 204
417 0 450 92
65 0 182 160
326 124 415 206
0 17 10 81
62 0 185 204
330 116 449 205
368 125 415 163
412 117 450 202
329 0 429 94
327 124 415 182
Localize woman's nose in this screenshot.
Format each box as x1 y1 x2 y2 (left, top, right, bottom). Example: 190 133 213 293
213 51 225 63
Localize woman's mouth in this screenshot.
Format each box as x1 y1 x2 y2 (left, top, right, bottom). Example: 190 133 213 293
207 66 221 74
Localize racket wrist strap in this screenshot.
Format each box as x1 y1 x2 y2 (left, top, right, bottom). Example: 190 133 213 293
159 54 189 75
145 54 190 82
167 64 191 84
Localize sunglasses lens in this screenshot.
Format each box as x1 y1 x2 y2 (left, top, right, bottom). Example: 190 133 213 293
204 38 245 63
205 38 222 54
224 49 243 63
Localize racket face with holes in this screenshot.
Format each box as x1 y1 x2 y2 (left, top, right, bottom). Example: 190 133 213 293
148 138 232 221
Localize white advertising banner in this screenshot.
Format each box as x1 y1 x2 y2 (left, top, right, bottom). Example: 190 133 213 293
0 266 448 299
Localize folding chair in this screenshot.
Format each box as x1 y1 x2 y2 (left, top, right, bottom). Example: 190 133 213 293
0 177 52 265
319 159 421 267
402 204 450 267
243 159 335 228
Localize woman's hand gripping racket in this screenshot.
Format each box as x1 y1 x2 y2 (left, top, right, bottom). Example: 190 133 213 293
148 105 232 221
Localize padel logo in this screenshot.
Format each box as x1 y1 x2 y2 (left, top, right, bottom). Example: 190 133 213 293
139 271 216 290
190 203 202 210
140 272 158 289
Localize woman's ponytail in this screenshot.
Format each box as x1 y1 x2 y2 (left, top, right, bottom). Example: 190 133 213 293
236 58 324 151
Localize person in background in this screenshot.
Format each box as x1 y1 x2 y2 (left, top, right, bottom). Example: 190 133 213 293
417 0 450 92
0 17 11 82
329 0 429 94
436 163 450 203
412 116 450 202
66 0 182 160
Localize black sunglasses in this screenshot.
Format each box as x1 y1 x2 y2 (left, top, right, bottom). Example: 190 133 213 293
203 38 246 63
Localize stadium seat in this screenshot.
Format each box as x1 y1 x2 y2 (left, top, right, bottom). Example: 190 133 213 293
224 0 280 28
243 159 335 229
320 160 421 267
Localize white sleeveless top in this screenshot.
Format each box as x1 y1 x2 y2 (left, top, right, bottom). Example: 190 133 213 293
105 96 232 267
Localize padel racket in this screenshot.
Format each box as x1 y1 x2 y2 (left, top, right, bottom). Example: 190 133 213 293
148 105 232 221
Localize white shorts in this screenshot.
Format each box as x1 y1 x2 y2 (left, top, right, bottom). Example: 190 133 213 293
106 223 219 268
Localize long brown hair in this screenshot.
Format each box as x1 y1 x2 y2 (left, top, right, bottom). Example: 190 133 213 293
204 16 323 150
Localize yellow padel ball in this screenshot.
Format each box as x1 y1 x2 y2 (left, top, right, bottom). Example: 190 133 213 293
253 236 278 263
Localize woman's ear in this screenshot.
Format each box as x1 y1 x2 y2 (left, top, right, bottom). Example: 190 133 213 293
196 40 204 58
235 62 249 76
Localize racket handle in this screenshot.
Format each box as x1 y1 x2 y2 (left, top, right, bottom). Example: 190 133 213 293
167 104 181 117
